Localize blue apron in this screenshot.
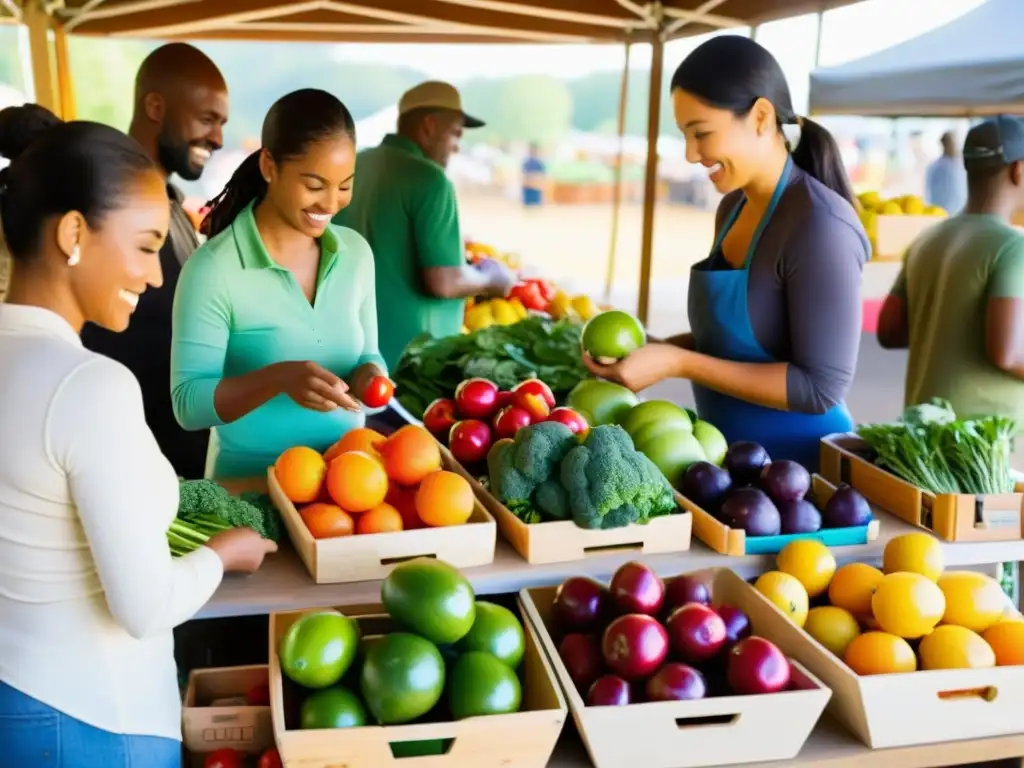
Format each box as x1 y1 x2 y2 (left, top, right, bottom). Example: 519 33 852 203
687 157 853 472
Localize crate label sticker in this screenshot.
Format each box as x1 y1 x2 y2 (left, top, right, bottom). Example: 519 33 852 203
202 726 255 744
980 508 1020 527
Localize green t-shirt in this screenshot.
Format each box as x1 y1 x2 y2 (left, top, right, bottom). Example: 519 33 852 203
334 134 465 369
892 214 1024 425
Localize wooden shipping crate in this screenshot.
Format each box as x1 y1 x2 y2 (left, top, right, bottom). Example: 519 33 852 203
872 214 945 261
182 664 274 756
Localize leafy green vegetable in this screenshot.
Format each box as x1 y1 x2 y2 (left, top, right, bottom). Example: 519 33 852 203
856 398 1017 495
392 316 590 418
169 480 284 557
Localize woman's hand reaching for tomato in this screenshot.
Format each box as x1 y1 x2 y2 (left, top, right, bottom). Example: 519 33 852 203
581 343 688 393
274 361 361 413
350 363 394 409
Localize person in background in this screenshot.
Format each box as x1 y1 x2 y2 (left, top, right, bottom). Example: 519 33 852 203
172 89 386 479
0 114 273 767
924 130 967 214
521 142 546 207
584 36 868 471
81 42 228 480
334 81 517 370
878 117 1024 432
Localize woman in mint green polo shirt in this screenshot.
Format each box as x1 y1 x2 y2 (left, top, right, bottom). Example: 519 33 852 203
171 89 387 479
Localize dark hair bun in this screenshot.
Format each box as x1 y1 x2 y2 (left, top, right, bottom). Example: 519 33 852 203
0 104 63 162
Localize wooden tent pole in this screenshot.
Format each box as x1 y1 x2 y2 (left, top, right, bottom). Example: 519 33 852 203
23 1 58 115
604 40 632 302
54 28 76 120
636 31 664 326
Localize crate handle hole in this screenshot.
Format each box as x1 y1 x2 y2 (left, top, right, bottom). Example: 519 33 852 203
582 543 642 555
938 686 998 702
381 554 437 566
388 737 455 758
675 713 740 729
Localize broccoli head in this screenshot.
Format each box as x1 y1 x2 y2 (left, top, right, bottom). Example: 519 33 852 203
559 425 677 530
535 478 571 520
177 480 281 541
487 423 578 508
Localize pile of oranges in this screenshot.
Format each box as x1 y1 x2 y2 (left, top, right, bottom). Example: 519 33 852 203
755 533 1024 674
273 425 476 539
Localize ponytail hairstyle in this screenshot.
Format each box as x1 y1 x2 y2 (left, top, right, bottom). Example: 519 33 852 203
0 104 154 261
669 35 855 207
202 88 357 238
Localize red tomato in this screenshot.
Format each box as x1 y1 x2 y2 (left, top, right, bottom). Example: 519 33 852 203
257 748 283 768
204 748 244 768
362 375 394 408
422 398 458 437
511 378 556 408
245 682 270 706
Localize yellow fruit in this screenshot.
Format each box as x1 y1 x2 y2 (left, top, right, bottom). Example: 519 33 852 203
548 291 573 320
919 625 995 671
857 190 881 208
776 539 837 598
924 204 947 217
844 632 917 675
880 201 903 215
464 304 495 331
572 294 600 321
871 572 945 639
508 297 528 319
490 299 519 325
754 571 809 627
937 571 1008 633
883 532 944 581
828 563 884 617
805 606 861 658
901 195 925 215
983 620 1024 666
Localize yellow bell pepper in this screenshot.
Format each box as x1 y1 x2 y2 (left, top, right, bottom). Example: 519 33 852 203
490 298 519 325
572 294 599 321
465 303 495 331
508 297 528 319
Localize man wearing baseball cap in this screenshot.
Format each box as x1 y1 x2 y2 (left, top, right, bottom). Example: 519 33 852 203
335 81 517 370
878 116 1024 435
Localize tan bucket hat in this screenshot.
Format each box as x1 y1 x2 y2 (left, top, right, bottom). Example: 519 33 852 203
398 81 484 129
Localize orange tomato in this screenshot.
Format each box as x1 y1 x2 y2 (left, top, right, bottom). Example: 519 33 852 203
356 503 404 535
379 425 441 486
416 470 474 527
300 503 354 539
326 451 389 513
275 446 326 504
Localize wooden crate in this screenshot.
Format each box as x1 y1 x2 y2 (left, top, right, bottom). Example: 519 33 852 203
268 459 497 584
268 602 568 768
444 447 692 564
872 214 944 261
182 664 274 756
740 579 1024 749
679 475 880 556
820 433 1024 542
521 568 831 767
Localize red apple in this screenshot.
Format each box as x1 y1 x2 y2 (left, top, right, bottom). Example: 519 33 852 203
422 398 457 436
552 576 611 633
601 614 668 681
495 390 515 410
664 573 712 614
547 407 589 437
665 603 727 664
716 604 752 649
586 675 631 706
448 419 492 465
645 663 707 702
609 561 665 616
492 405 533 439
558 633 604 692
454 378 499 420
512 389 551 421
512 378 555 408
726 637 791 695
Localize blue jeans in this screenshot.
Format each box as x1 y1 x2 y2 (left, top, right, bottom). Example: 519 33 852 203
0 681 181 768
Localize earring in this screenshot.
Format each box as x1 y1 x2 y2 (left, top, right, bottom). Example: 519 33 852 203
67 244 80 267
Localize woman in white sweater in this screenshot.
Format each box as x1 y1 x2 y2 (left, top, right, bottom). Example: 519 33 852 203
0 110 276 766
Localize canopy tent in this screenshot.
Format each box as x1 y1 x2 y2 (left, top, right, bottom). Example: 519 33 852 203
2 0 865 324
809 0 1024 117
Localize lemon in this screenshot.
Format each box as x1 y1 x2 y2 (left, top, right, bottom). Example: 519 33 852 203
844 631 917 675
919 625 995 671
805 606 860 658
900 195 925 215
883 532 944 581
754 571 809 627
776 539 836 598
937 571 1007 633
880 201 903 215
871 572 945 639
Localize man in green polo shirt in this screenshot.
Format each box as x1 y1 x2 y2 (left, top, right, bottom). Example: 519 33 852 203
878 116 1024 429
335 81 516 369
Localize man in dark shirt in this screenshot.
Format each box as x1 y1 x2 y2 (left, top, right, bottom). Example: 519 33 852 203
82 43 228 479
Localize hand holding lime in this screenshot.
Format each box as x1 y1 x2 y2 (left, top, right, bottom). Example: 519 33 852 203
581 310 646 365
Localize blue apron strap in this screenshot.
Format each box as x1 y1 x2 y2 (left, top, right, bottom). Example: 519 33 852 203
711 198 744 253
742 156 793 269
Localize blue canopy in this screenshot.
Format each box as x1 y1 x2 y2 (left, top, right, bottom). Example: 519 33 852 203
809 0 1024 116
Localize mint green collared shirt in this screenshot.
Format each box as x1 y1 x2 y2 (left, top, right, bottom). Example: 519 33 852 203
171 202 386 479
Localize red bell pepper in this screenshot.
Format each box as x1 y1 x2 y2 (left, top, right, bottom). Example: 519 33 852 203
525 278 557 303
507 282 547 312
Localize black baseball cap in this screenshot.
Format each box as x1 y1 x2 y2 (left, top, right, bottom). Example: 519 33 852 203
963 116 1024 170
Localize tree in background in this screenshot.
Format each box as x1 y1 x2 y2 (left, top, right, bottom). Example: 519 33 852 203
71 37 152 128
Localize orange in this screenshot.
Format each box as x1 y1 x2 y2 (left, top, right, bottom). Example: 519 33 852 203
937 571 1007 633
356 503 404 535
379 425 442 486
828 563 884 618
754 571 809 627
386 484 423 530
300 503 354 539
324 428 386 464
415 470 474 527
326 450 389 513
776 539 836 598
871 572 945 639
882 531 944 581
275 446 327 504
844 631 917 675
982 620 1024 666
804 606 861 658
918 625 995 671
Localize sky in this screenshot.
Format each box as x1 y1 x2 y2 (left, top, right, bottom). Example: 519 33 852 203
330 0 986 112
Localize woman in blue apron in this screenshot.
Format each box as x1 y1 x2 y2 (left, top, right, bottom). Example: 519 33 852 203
584 36 869 472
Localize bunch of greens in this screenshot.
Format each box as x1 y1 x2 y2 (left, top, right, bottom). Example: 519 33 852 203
168 480 283 557
392 316 590 418
856 398 1017 495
